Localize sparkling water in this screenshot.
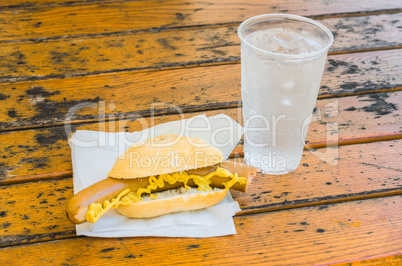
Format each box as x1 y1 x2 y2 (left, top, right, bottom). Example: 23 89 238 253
241 26 329 174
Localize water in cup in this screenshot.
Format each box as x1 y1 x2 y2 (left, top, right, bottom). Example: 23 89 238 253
238 15 333 174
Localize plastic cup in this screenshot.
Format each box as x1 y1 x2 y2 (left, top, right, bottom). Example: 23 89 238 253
238 14 334 174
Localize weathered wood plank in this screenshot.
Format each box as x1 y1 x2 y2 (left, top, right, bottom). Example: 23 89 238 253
1 0 402 41
328 253 402 266
0 0 123 9
0 195 400 265
0 13 401 83
0 139 401 247
1 49 401 130
1 90 401 184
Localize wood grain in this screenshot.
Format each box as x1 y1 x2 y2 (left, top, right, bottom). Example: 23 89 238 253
0 139 400 247
328 253 402 266
0 0 123 9
0 13 401 83
1 49 401 130
1 0 400 263
1 90 401 183
0 195 400 265
1 0 402 41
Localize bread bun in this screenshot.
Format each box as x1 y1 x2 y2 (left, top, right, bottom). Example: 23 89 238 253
108 134 223 179
116 187 228 218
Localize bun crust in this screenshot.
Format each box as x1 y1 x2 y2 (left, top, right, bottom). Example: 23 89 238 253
117 188 228 218
108 134 223 179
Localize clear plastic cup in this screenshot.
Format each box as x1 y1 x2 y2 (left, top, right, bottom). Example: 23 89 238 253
238 14 334 174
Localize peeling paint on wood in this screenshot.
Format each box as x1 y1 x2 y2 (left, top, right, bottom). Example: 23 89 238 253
0 196 400 265
0 49 401 130
0 1 401 264
0 91 401 183
1 0 402 41
0 139 401 247
0 14 401 83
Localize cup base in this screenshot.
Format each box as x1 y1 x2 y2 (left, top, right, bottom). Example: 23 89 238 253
259 169 293 175
244 151 299 175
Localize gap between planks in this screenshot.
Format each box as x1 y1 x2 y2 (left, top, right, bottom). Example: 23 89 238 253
238 187 402 217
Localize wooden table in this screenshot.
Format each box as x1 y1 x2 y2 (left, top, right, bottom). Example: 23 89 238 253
1 0 401 265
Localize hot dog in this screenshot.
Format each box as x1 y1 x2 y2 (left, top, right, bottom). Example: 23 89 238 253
66 134 258 224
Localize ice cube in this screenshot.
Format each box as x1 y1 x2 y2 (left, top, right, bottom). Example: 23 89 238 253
282 81 294 91
281 99 292 106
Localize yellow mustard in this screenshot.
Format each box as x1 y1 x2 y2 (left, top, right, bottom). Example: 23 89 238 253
86 167 246 223
85 188 131 223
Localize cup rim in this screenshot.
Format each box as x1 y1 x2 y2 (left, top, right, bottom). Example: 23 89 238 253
237 14 334 59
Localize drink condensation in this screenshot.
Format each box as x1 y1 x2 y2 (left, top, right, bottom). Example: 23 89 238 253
238 15 333 174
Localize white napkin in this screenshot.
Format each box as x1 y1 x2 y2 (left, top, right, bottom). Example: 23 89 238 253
68 114 244 237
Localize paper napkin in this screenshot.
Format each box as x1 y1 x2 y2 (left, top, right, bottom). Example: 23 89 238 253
68 114 243 237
